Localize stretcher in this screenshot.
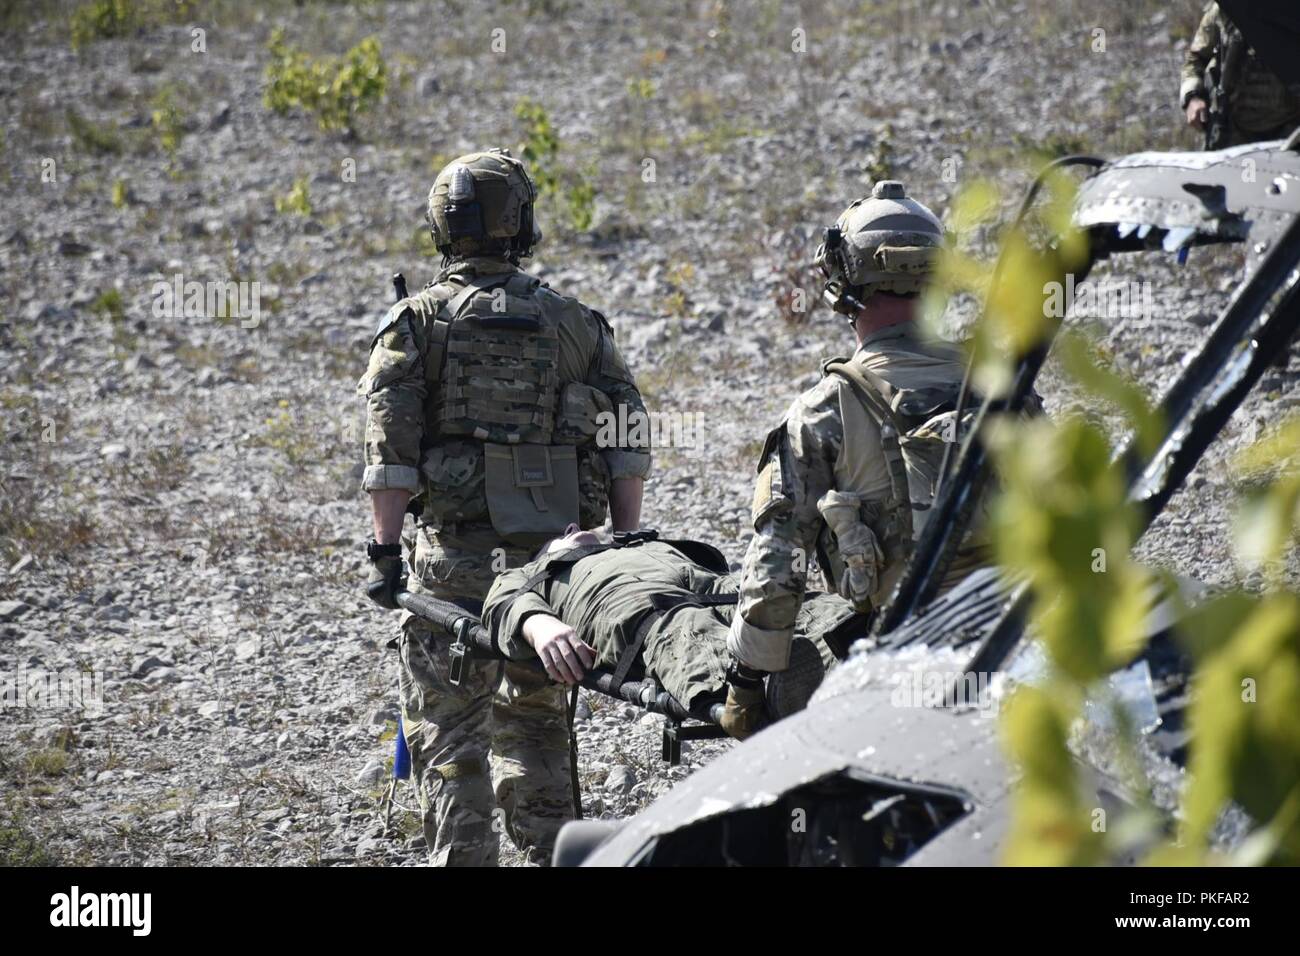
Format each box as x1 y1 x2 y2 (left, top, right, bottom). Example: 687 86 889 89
394 589 729 764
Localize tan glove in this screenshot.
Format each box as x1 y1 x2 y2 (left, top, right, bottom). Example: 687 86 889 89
720 661 768 740
818 490 883 612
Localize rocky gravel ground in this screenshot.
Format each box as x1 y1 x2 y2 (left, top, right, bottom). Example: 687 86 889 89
1 0 1295 865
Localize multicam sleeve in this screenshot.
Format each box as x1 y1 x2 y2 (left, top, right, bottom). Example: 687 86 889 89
1180 4 1219 107
729 388 841 672
358 304 426 493
585 310 653 482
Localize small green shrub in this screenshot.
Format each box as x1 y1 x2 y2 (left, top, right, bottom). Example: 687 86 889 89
516 98 560 194
65 108 122 155
0 798 61 866
515 98 598 234
69 0 193 51
91 288 126 324
70 0 135 50
275 176 312 216
263 28 387 136
150 85 185 165
565 174 596 232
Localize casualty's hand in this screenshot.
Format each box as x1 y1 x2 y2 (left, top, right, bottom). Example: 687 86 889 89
525 614 597 685
1185 97 1208 130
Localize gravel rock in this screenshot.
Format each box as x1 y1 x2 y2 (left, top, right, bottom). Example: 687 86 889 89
604 765 638 795
0 601 31 622
99 443 130 462
356 759 387 787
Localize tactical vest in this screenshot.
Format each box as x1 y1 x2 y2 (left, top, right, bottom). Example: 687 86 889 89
1214 16 1300 137
820 354 986 606
415 270 606 544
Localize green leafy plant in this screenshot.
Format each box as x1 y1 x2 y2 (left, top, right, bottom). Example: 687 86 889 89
625 76 655 100
91 287 126 324
942 172 1300 865
663 261 695 319
65 108 122 155
69 0 193 51
565 172 596 232
275 176 313 216
69 0 135 50
516 97 560 195
150 85 186 167
515 97 598 234
263 28 387 137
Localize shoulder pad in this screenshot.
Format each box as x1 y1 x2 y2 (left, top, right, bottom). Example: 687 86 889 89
751 422 792 526
756 421 786 472
590 308 614 333
370 301 410 348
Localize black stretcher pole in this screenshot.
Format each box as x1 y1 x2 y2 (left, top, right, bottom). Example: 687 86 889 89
395 589 725 726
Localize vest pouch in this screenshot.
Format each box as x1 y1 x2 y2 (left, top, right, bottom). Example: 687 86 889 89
555 382 614 445
484 443 580 547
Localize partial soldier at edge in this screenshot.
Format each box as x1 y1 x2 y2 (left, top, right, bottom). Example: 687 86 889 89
1181 1 1300 149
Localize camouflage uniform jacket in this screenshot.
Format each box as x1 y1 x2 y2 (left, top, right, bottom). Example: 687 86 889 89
358 256 652 524
1181 3 1300 136
730 323 977 672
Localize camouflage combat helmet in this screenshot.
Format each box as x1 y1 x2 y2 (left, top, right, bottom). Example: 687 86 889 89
814 180 944 316
427 148 542 259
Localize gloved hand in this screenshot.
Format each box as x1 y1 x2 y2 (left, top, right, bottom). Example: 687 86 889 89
720 660 768 740
817 490 882 612
366 541 406 609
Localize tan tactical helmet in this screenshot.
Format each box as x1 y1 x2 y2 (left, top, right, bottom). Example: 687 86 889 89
814 180 944 316
427 148 542 259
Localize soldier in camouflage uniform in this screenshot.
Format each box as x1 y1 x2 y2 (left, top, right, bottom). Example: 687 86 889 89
359 149 652 866
724 182 988 740
482 526 854 727
1181 2 1300 146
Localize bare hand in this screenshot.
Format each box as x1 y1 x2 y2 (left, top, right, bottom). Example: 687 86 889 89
526 615 596 685
1186 97 1208 130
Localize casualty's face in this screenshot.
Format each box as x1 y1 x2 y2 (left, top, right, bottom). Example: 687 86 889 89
538 524 603 559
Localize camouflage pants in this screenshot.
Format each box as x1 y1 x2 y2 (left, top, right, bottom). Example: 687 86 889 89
398 525 574 867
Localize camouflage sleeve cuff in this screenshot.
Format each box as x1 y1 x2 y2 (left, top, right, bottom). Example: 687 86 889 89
1180 77 1206 107
602 449 653 481
727 613 793 672
362 464 421 492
